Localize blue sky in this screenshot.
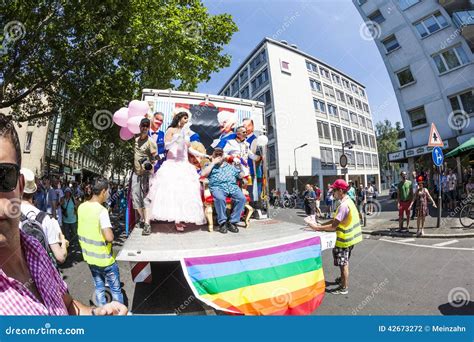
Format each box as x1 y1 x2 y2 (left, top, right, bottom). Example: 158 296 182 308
198 0 402 127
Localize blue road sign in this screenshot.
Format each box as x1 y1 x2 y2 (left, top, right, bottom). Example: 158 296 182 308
432 146 444 167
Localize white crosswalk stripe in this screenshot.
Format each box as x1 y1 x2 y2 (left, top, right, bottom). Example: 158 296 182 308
432 240 459 247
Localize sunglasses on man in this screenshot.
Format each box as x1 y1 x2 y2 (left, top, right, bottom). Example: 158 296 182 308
0 163 20 192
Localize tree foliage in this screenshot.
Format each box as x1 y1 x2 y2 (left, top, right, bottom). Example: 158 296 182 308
1 0 237 170
375 119 401 172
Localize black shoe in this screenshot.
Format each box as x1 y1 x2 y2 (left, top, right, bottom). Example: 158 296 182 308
227 222 239 233
218 223 228 234
142 223 151 236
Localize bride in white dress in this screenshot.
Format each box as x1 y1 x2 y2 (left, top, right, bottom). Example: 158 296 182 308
147 110 208 231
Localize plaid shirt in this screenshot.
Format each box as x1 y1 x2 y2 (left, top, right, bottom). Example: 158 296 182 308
0 230 69 315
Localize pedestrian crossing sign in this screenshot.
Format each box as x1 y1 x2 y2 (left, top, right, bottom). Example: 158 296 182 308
427 123 443 147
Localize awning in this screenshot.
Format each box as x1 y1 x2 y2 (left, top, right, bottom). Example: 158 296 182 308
446 137 474 158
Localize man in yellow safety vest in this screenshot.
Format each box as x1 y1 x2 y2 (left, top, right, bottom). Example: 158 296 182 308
306 179 362 295
78 178 125 311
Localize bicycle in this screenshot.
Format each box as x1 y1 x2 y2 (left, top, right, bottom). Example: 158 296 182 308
459 201 474 228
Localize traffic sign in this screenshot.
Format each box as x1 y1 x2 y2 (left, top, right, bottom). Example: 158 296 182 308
432 146 444 167
340 154 348 168
428 123 443 147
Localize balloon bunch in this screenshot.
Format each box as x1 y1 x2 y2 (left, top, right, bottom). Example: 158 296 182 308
113 100 150 140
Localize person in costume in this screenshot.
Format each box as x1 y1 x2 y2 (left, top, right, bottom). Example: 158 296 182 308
148 112 166 173
213 110 238 149
146 110 208 232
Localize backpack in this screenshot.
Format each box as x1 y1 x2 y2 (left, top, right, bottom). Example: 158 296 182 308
20 211 57 268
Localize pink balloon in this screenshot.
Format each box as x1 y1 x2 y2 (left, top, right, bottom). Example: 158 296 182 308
128 100 150 117
127 116 143 134
119 127 134 140
113 107 129 127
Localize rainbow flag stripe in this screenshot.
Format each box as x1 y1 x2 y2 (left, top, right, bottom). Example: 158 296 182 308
181 236 325 315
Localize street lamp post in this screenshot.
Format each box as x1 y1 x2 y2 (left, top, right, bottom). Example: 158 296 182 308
293 143 308 193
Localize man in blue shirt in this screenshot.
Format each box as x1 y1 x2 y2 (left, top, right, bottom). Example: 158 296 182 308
148 112 166 173
201 148 246 234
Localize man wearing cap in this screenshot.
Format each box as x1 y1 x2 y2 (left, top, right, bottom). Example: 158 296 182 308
62 187 78 244
148 112 166 173
305 179 362 295
20 168 68 265
132 117 157 235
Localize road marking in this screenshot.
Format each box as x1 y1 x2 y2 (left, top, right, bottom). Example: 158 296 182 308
397 238 416 243
432 240 459 247
379 238 474 251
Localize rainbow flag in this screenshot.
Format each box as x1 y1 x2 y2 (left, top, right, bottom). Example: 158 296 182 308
181 236 325 315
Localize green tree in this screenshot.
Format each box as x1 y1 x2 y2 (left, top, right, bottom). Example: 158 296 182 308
375 119 401 176
1 0 237 171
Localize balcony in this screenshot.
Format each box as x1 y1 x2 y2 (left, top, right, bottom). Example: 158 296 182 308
439 0 473 15
452 10 474 51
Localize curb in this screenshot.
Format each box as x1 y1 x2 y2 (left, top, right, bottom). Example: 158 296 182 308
362 229 474 239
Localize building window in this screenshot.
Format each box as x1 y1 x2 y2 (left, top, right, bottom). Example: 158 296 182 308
373 154 379 167
240 86 249 99
363 103 370 112
250 68 269 93
399 0 420 10
355 99 362 110
310 78 322 92
449 90 474 114
343 127 353 142
356 152 364 167
368 10 385 24
408 107 427 127
342 79 350 90
24 132 33 152
350 111 358 125
354 131 362 146
324 84 335 98
415 12 448 38
328 104 339 118
347 95 354 107
357 0 367 5
359 115 366 128
231 79 239 94
239 67 248 83
336 90 345 103
266 114 275 140
223 88 230 96
382 35 400 53
367 118 373 130
340 108 350 122
334 148 343 165
250 49 266 73
346 150 355 166
306 60 319 74
256 89 272 109
433 45 470 74
331 124 342 142
320 67 330 79
369 135 376 149
313 99 326 113
362 133 369 147
359 88 366 97
320 147 334 166
280 60 290 73
396 67 415 87
268 144 276 168
317 120 331 141
331 73 341 85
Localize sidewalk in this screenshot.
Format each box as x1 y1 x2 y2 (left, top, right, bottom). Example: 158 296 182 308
361 196 474 238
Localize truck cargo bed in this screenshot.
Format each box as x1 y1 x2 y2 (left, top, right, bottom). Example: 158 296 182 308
116 219 336 262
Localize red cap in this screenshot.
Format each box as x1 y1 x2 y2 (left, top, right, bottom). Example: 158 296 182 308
330 179 349 191
417 176 424 183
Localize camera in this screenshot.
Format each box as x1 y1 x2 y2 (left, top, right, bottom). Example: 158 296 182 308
138 157 153 171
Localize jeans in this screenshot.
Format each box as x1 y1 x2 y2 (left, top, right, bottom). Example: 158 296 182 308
62 222 77 242
89 262 123 306
212 189 246 225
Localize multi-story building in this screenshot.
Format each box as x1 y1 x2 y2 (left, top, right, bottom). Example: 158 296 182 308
1 107 101 181
218 37 380 192
354 0 474 175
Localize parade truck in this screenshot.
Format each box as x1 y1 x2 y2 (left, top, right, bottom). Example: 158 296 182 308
116 89 337 315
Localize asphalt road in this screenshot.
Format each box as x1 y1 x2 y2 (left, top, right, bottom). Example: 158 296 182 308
60 208 474 315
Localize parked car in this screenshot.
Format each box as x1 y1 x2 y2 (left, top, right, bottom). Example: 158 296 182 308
389 183 398 199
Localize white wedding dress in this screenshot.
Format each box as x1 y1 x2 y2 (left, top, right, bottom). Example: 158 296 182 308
147 132 207 225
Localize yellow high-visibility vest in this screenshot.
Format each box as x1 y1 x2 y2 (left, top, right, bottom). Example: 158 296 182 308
77 201 115 267
335 197 362 248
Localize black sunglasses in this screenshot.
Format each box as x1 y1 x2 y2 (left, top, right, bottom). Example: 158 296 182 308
0 163 20 192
